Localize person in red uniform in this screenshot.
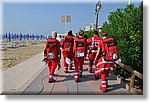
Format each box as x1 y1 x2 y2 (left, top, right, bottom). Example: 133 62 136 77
95 32 121 92
42 31 61 83
84 35 88 61
73 30 87 82
87 31 101 73
62 30 74 73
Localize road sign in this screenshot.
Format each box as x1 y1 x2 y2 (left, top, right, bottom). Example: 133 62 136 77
61 15 71 22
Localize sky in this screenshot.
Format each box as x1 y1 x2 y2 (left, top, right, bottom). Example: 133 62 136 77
3 0 142 35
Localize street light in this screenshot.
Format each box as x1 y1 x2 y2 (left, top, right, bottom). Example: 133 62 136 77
94 0 102 31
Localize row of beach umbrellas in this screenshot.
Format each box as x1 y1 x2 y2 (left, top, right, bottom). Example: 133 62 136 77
2 33 51 42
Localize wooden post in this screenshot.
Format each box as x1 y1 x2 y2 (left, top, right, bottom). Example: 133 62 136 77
130 73 135 92
116 62 143 94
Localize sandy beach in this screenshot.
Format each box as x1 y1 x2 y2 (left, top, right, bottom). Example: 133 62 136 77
1 43 45 71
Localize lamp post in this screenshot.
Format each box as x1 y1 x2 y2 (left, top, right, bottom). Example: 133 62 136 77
94 0 102 31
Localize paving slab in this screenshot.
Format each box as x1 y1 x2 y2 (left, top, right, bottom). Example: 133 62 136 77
77 71 97 95
50 69 69 95
22 67 48 95
38 69 61 95
64 72 78 95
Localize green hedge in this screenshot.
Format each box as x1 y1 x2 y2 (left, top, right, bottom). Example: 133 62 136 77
101 2 143 75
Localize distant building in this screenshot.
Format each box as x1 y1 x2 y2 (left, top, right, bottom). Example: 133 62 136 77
84 23 96 31
84 23 102 32
97 25 102 32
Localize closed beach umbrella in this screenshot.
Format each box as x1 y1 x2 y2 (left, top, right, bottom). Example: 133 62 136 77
14 33 17 40
20 33 22 41
5 33 7 38
8 32 11 42
32 34 34 40
26 34 29 40
40 35 43 40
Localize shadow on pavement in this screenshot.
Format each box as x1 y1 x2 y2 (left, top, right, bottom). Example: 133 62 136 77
107 83 125 92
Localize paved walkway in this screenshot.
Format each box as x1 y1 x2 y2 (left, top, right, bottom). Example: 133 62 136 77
21 59 131 95
1 53 132 95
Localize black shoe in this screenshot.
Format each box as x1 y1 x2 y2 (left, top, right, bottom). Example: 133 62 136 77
79 73 82 77
74 79 79 83
48 79 55 83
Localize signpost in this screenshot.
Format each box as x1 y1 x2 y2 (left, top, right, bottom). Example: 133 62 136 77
61 15 71 35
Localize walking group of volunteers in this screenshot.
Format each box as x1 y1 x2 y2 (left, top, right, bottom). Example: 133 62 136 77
42 30 121 92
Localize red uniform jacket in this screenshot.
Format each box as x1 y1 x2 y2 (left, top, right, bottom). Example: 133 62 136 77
73 36 87 58
95 37 116 74
87 34 101 52
44 38 60 58
62 35 74 55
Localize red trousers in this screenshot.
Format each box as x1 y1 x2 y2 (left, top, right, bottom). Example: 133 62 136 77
100 71 109 92
95 57 115 92
63 52 73 73
74 57 84 81
63 53 68 72
47 58 59 78
88 52 96 72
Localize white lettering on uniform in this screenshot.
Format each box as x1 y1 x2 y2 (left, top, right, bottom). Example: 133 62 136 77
102 85 106 87
102 81 106 83
74 76 79 78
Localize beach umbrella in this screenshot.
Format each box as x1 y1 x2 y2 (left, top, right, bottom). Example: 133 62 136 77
20 33 22 41
11 34 13 40
16 34 19 39
44 35 47 39
40 35 43 40
31 34 34 40
26 34 29 40
14 33 17 40
11 34 14 40
46 35 49 39
29 34 31 40
36 35 38 40
8 32 11 42
5 33 7 38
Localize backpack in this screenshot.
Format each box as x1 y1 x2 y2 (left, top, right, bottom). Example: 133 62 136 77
46 38 58 59
74 38 85 58
91 37 100 50
102 38 120 61
63 37 73 52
